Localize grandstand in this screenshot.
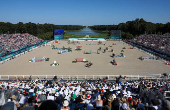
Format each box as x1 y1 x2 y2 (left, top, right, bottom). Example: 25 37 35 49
0 76 169 110
0 33 46 61
129 33 170 61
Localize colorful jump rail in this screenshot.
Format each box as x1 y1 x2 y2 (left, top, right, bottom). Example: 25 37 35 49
72 58 88 63
75 46 82 51
29 57 49 62
52 46 72 52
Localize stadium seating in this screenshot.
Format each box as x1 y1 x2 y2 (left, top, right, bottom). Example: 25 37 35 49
131 33 170 54
0 33 44 61
0 77 169 110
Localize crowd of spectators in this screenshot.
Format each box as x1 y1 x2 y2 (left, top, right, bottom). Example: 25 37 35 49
0 77 170 110
131 33 170 54
0 33 44 58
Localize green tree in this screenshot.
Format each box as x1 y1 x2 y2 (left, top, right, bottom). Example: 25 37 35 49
17 22 25 33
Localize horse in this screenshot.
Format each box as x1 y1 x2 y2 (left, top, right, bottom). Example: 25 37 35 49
110 53 115 58
110 59 116 65
85 62 93 67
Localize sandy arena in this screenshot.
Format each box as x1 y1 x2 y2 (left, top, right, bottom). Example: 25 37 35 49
0 41 169 77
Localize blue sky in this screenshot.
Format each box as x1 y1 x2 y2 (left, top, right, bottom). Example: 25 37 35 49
0 0 170 25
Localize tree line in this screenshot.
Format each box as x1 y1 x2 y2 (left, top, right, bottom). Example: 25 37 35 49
90 18 170 39
0 19 170 40
0 22 84 40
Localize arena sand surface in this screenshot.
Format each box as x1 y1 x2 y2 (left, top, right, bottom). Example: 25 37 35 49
0 41 169 76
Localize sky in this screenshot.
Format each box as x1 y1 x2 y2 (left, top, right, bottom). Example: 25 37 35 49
0 0 170 25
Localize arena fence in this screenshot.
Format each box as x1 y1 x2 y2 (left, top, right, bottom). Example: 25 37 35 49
106 39 122 41
0 74 164 81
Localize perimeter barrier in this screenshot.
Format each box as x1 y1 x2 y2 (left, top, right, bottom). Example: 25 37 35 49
0 74 163 81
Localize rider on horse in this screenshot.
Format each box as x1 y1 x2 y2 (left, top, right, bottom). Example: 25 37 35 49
111 59 115 64
86 62 93 67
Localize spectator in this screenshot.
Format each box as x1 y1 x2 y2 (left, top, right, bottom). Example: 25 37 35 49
1 102 17 110
77 95 85 110
38 100 58 110
61 100 70 110
160 99 170 110
0 78 169 110
96 95 103 110
112 98 120 110
11 95 20 107
130 33 170 59
0 33 44 60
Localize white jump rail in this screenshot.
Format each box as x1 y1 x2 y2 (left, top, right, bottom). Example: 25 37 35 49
0 74 161 80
